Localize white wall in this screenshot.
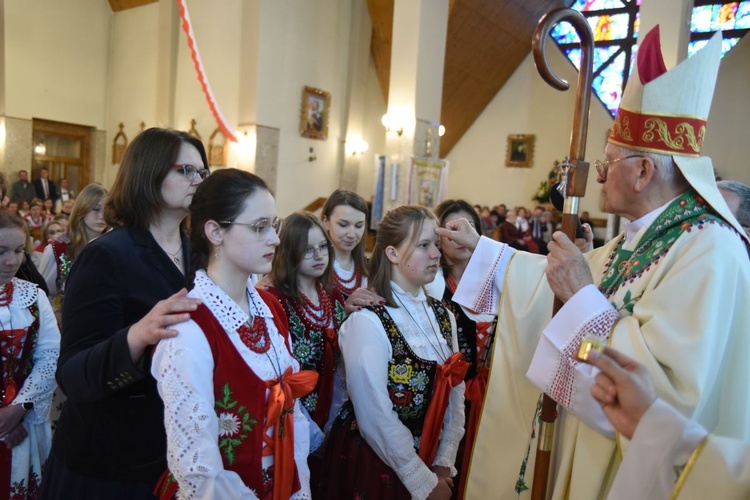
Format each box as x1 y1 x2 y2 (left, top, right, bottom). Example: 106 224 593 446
445 46 614 218
255 0 354 216
702 34 750 185
4 0 111 128
357 57 388 199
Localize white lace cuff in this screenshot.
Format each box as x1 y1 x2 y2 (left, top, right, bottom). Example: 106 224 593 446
397 454 438 500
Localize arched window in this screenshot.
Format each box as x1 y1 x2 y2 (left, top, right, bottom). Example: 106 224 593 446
551 0 642 117
552 1 748 117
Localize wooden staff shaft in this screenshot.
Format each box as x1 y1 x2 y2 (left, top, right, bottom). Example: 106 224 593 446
530 8 594 500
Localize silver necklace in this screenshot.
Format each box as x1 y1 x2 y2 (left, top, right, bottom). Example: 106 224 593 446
164 242 182 267
394 294 451 362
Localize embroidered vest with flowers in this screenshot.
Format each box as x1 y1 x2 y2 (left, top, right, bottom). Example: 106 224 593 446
268 286 345 429
0 279 41 499
369 297 452 451
155 291 303 500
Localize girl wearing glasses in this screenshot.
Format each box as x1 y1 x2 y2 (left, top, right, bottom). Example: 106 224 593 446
152 169 315 499
267 212 346 433
40 128 206 499
320 206 466 500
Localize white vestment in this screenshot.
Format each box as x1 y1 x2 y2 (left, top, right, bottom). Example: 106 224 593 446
455 206 750 499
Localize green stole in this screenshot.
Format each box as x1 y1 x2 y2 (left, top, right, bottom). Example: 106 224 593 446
598 190 727 312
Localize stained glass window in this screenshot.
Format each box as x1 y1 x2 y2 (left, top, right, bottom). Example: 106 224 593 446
553 1 748 117
689 1 750 57
551 0 641 117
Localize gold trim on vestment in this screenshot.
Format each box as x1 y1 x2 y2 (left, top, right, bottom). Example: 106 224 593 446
670 435 709 499
616 105 708 121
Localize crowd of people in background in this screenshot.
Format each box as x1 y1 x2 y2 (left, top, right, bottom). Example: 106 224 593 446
0 123 748 499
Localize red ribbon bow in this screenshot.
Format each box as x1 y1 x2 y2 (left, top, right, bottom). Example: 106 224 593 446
418 352 469 465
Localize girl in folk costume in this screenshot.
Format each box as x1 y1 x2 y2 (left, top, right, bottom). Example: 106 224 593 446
267 212 346 432
37 183 108 309
432 200 496 499
320 206 468 500
152 169 317 500
321 190 369 299
0 212 60 498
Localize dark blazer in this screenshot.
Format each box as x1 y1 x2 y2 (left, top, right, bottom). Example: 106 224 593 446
33 177 58 201
51 226 189 483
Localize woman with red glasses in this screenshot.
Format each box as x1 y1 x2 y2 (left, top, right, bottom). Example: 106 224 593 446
40 128 207 499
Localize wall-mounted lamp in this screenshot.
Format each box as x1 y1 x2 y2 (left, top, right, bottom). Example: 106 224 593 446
346 137 369 157
438 124 446 137
34 141 47 156
381 113 404 136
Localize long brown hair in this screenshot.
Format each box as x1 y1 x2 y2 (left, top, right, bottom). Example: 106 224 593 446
368 205 437 307
106 128 207 231
321 189 369 278
188 168 270 283
68 183 108 259
270 211 333 303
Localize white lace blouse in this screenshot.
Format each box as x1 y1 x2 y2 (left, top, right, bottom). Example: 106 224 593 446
152 271 311 500
338 282 465 500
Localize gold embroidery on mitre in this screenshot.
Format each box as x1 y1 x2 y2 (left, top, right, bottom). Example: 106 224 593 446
611 114 633 142
642 118 702 153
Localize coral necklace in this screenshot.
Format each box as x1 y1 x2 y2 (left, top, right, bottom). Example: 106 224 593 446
0 281 14 308
237 315 271 354
333 263 362 296
297 285 334 330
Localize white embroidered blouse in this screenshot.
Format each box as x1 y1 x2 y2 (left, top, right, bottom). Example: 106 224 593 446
152 271 311 500
338 282 465 500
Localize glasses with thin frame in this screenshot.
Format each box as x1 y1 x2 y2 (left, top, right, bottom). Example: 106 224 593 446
173 164 210 181
594 155 643 180
303 243 330 260
219 217 282 241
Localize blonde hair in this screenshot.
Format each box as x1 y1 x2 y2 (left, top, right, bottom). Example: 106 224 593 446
68 183 108 259
368 205 437 306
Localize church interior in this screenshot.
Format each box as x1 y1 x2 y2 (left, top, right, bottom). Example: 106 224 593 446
0 0 747 226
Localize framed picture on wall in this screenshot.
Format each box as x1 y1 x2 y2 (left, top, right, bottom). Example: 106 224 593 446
505 134 535 168
407 156 449 209
300 86 331 140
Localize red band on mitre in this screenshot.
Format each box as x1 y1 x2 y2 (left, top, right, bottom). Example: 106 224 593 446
609 107 707 156
637 25 668 85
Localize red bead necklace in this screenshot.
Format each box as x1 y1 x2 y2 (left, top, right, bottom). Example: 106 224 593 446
333 263 363 296
296 285 334 331
446 273 459 294
236 315 271 354
0 281 14 307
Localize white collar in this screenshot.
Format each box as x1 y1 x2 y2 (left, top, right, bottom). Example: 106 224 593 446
8 279 38 309
391 281 427 303
622 196 676 247
193 270 272 334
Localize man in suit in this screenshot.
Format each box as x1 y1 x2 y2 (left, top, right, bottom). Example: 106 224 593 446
10 170 36 205
34 167 58 202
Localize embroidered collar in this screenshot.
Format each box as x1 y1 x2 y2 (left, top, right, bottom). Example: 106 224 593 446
392 281 427 303
7 279 38 309
623 196 675 247
193 270 272 334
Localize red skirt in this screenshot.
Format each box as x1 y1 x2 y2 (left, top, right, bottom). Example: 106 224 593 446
317 413 411 500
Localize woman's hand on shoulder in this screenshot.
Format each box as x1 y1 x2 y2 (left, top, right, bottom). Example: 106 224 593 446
126 288 202 362
344 287 385 315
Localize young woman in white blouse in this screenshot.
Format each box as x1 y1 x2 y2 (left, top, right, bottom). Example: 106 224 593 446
0 212 60 498
320 206 467 500
152 169 316 500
